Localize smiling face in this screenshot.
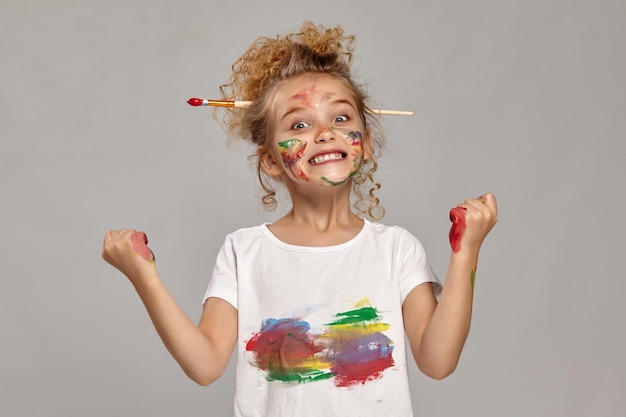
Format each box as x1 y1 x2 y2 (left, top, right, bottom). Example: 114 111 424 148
262 73 371 188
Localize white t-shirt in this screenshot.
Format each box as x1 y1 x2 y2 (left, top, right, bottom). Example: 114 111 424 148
203 219 441 417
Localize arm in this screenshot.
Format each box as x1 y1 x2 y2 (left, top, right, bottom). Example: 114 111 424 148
102 229 237 386
403 193 498 379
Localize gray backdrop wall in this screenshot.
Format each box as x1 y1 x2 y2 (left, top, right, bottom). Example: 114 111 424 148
2 1 624 416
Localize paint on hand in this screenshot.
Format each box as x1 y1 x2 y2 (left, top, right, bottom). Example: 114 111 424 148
449 207 467 253
131 231 153 262
278 138 309 181
245 299 394 387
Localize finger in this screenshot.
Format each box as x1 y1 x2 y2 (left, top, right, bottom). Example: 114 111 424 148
102 230 118 260
103 229 118 246
461 198 488 216
479 192 498 213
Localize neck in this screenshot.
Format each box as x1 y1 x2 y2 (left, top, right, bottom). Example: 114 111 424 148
268 181 364 246
289 181 357 225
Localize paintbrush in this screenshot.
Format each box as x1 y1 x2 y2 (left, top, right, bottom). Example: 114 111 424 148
187 98 413 116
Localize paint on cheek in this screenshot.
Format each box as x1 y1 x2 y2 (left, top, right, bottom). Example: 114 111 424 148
320 131 364 186
131 231 154 262
346 131 364 172
278 138 309 181
449 207 467 253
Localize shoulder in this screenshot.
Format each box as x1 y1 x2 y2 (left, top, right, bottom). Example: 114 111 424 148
364 219 422 244
218 224 270 250
363 220 429 259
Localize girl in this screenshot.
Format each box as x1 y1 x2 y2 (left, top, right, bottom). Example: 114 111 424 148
102 22 498 417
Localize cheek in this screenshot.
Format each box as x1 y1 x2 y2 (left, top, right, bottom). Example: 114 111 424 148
345 131 365 161
278 138 309 181
278 139 308 165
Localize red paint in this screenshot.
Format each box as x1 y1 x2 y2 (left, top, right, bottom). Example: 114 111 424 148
245 319 324 373
131 231 153 262
449 207 467 253
332 355 394 387
291 85 318 107
187 97 203 106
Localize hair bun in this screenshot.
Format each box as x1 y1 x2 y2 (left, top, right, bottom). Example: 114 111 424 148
220 22 355 103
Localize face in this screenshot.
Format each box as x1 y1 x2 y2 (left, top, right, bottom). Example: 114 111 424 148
264 74 370 187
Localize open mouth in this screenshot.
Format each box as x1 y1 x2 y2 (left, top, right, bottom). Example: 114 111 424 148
309 152 347 165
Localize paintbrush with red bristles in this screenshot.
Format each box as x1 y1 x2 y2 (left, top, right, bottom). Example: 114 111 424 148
187 98 413 116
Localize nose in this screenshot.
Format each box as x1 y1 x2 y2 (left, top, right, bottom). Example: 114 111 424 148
315 126 335 143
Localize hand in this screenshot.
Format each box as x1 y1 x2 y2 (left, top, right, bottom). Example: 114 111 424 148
449 193 498 254
102 229 155 281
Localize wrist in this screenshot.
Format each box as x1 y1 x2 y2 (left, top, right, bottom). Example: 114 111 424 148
127 265 159 289
450 247 479 263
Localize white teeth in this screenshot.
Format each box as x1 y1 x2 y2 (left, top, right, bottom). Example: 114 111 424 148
309 153 345 165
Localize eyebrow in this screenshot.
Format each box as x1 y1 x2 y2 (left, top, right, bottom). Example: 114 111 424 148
279 98 357 121
331 98 357 111
279 106 307 121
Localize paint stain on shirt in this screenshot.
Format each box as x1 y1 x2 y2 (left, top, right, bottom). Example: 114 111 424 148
245 300 395 387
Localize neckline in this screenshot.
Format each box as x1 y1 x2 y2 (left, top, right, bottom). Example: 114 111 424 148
259 218 369 252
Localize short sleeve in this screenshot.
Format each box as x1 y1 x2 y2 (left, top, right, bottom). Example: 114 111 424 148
202 235 238 309
397 228 442 302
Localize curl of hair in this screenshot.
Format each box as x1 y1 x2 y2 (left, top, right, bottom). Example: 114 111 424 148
218 22 385 219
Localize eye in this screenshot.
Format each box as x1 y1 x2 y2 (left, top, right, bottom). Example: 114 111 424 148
334 115 349 123
292 121 310 130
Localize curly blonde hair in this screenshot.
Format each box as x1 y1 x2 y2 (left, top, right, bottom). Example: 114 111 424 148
219 22 385 220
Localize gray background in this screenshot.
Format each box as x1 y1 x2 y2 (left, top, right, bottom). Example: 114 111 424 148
2 1 625 416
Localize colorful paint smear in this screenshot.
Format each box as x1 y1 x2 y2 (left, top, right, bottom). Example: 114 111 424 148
278 138 309 181
245 299 395 387
245 318 333 383
448 207 467 253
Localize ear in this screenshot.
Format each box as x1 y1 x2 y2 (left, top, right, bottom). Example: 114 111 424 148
363 129 373 161
258 145 283 176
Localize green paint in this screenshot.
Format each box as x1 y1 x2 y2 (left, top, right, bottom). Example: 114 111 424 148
326 307 381 326
278 138 301 151
470 266 476 289
321 169 357 186
267 369 334 383
321 176 348 186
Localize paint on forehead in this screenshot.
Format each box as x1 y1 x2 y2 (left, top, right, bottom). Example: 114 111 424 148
291 85 334 108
